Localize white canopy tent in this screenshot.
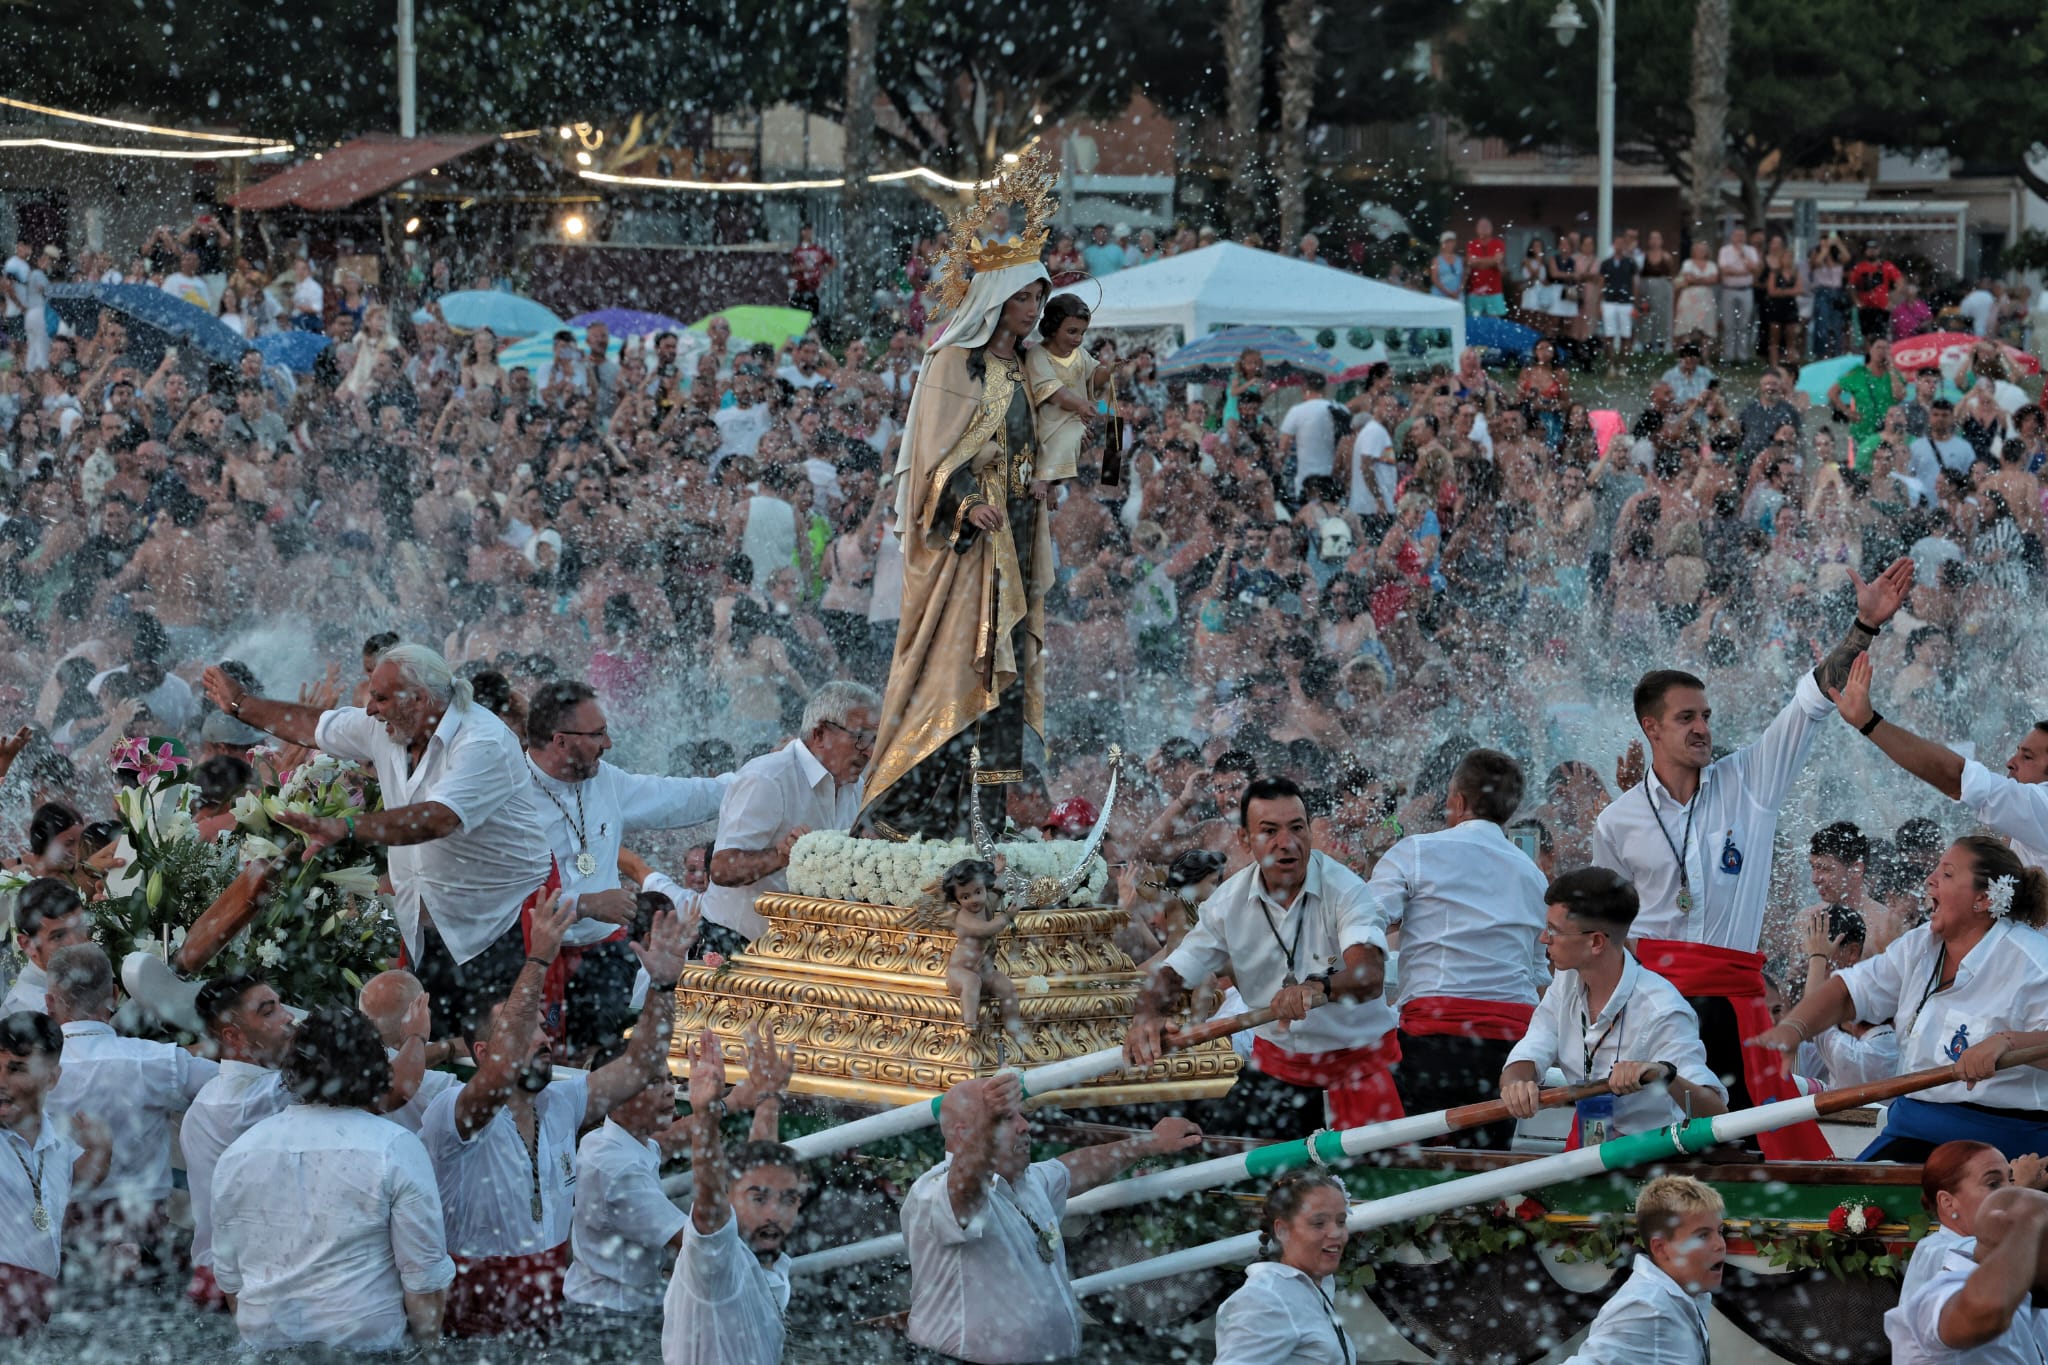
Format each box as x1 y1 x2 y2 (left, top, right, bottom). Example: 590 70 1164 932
1059 242 1466 359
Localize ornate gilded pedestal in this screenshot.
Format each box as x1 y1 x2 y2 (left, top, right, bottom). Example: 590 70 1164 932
671 892 1240 1108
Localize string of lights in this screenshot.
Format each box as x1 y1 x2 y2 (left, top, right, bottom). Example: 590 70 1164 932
577 163 996 194
0 94 283 145
0 137 294 160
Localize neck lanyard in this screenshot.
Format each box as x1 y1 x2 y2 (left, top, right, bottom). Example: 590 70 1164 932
519 1108 544 1223
1259 891 1310 987
7 1135 48 1233
1905 943 1956 1048
1308 1276 1355 1365
1580 998 1628 1077
528 761 595 877
1645 781 1700 915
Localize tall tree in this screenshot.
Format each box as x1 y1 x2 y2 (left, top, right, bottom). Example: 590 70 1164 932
1274 0 1323 251
1687 0 1730 235
1220 0 1267 238
841 0 883 322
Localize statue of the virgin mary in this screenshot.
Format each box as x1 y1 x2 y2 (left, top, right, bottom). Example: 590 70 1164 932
859 151 1064 841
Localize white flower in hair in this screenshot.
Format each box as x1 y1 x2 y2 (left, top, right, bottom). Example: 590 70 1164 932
1987 874 2019 920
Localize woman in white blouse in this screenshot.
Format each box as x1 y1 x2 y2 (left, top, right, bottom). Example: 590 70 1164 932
1755 834 2048 1162
1900 1140 2026 1302
1213 1172 1355 1365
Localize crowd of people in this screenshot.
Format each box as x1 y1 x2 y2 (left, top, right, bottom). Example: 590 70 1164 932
0 205 2045 1362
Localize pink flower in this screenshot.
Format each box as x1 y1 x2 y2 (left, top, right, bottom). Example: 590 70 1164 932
701 952 726 969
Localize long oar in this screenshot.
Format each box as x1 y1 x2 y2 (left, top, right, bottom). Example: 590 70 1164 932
1069 1042 2048 1298
781 1004 1289 1162
791 1065 1674 1275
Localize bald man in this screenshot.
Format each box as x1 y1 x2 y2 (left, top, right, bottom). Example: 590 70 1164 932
359 971 461 1134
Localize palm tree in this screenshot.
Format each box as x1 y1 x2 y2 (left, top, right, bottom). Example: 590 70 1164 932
841 0 883 331
1687 0 1730 242
1275 0 1323 251
1221 0 1266 239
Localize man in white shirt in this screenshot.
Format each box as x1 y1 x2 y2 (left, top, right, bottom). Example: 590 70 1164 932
660 1026 807 1364
899 1071 1201 1364
1127 776 1397 1134
714 372 773 460
422 893 691 1337
289 257 324 332
1371 749 1548 1147
357 969 462 1134
1909 399 1977 483
21 246 52 374
1716 227 1760 364
571 1030 786 1316
1885 1185 2048 1365
203 644 553 1042
1 879 89 1015
1347 392 1399 519
1958 278 2001 339
524 679 730 1060
704 680 879 952
161 249 212 312
1503 870 1726 1139
42 944 216 1263
1564 1176 1725 1365
777 337 832 391
1591 555 1913 1157
212 1004 455 1352
0 1011 108 1336
1277 372 1344 501
180 974 298 1309
1829 652 2048 872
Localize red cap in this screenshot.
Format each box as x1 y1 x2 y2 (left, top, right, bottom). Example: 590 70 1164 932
1042 797 1100 838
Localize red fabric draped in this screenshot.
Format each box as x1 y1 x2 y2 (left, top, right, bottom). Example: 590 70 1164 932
1398 996 1537 1042
1636 938 1832 1160
0 1264 55 1337
1251 1034 1406 1128
446 1243 570 1338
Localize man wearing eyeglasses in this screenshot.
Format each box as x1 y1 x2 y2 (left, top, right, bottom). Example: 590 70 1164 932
524 680 734 1063
703 681 881 955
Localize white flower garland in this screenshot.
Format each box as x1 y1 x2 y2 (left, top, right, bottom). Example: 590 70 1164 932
787 831 1111 908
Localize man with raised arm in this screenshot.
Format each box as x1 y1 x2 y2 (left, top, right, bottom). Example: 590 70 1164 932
1829 650 2048 873
420 891 693 1337
659 1027 805 1363
899 1071 1202 1363
1126 775 1396 1135
1592 555 1914 1158
570 1024 788 1317
203 643 553 1042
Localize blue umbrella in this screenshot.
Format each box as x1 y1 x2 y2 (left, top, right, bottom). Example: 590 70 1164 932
1796 355 1863 404
433 290 565 339
47 283 252 368
253 330 330 374
1159 327 1342 384
1465 314 1539 362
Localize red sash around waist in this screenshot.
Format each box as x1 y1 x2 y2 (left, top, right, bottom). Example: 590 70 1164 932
1251 1034 1406 1128
1399 996 1537 1042
447 1243 569 1338
1635 938 1831 1161
0 1263 56 1338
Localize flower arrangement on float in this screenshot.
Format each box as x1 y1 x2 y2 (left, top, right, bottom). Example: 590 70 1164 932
97 740 399 1010
786 830 1111 909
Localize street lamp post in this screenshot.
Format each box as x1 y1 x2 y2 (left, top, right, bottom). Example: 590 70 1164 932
1549 0 1614 257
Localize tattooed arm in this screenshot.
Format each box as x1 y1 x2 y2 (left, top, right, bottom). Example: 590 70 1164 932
1811 556 1915 695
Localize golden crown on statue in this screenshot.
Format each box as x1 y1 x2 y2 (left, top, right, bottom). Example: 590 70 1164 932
934 145 1060 317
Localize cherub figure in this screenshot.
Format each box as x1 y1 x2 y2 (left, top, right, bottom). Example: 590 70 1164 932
936 857 1028 1043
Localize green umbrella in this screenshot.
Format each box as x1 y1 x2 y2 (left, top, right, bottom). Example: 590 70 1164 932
689 305 814 348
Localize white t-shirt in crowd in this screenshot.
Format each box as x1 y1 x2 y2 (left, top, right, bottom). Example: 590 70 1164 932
901 1155 1084 1364
420 1072 588 1257
292 275 324 317
212 1103 455 1353
1348 418 1397 517
44 1019 216 1207
714 403 772 458
659 1207 792 1365
740 495 797 590
180 1059 291 1269
1279 398 1343 495
702 739 863 941
314 704 552 965
1959 759 2048 872
565 1119 687 1312
1958 288 1998 338
379 1055 460 1134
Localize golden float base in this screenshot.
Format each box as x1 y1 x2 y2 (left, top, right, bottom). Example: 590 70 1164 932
671 892 1240 1107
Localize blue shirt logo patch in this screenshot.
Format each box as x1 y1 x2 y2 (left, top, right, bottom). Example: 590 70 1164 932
1946 1024 1971 1062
